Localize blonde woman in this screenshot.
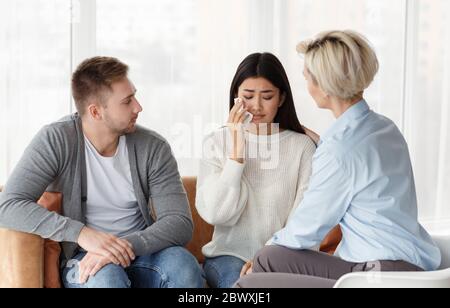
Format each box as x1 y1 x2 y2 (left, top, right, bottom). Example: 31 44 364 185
236 30 441 288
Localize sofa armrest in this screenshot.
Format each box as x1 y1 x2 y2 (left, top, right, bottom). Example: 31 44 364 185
0 186 58 288
0 228 45 288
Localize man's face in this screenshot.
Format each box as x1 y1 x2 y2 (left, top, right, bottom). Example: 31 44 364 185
101 78 143 135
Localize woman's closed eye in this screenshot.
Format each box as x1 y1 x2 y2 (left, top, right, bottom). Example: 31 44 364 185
244 96 274 101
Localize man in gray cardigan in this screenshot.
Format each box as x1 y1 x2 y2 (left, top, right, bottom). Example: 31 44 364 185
0 57 204 288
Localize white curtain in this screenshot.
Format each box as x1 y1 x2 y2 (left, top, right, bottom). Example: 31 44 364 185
0 0 72 183
404 0 450 225
0 0 449 224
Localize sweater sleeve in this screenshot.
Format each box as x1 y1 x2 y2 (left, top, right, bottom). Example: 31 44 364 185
123 141 193 257
0 126 85 243
196 134 249 227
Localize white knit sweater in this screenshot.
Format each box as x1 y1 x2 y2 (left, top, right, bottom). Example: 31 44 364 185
196 127 316 261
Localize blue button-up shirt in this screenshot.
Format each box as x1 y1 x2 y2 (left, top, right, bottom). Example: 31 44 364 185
272 100 441 271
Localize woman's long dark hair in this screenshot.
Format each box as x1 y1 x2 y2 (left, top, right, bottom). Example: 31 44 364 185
229 53 305 135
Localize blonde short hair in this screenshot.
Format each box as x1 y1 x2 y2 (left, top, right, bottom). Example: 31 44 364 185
297 30 379 100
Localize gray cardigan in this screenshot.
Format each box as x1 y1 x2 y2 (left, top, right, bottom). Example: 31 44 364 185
0 114 193 265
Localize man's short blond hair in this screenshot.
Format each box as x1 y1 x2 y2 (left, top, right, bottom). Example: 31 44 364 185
297 30 379 100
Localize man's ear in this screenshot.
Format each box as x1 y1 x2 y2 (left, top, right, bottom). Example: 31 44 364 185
87 102 102 120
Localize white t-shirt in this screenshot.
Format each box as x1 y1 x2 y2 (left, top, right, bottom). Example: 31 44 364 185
84 135 147 237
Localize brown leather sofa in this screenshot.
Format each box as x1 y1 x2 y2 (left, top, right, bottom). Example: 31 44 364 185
0 178 340 288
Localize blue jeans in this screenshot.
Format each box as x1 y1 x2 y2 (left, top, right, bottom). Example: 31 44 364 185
62 246 205 288
203 255 246 288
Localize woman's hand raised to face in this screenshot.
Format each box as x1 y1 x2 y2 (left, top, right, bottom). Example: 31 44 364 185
228 98 249 164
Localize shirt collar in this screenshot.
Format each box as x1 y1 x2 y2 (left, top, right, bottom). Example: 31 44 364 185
319 99 370 145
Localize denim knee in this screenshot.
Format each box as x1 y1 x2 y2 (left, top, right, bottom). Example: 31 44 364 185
63 258 131 288
203 256 245 288
135 246 205 288
86 263 131 288
162 247 205 288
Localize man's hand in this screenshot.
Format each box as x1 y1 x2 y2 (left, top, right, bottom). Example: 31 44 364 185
78 252 114 284
77 227 135 268
240 261 253 278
